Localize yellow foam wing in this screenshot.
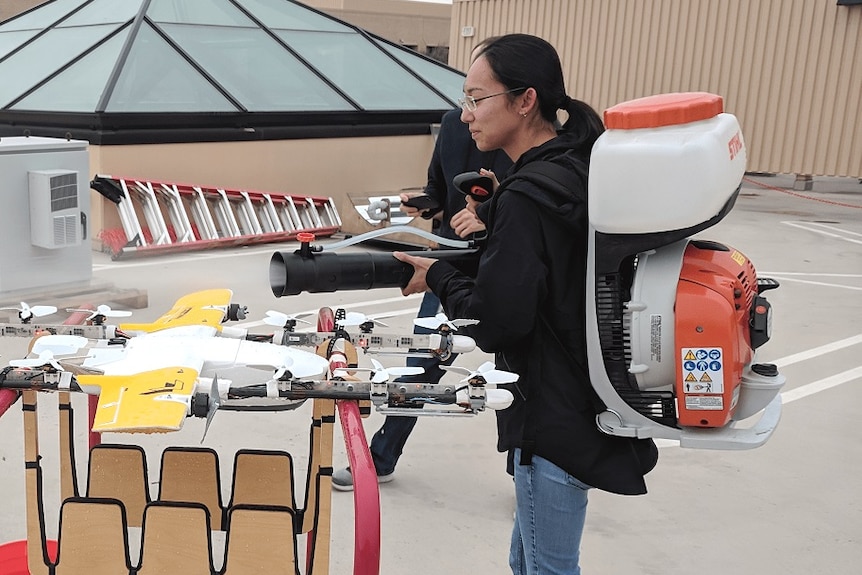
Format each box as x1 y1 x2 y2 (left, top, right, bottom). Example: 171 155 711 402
79 366 199 433
118 288 234 334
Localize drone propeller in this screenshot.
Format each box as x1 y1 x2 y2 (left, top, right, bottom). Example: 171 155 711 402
414 313 479 332
10 350 63 371
263 310 313 328
339 312 392 329
442 361 518 385
66 305 132 321
1 302 57 323
201 376 222 444
333 358 424 383
247 352 328 380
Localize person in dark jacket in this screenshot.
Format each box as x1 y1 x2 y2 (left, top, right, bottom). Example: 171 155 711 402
394 34 658 574
332 71 513 491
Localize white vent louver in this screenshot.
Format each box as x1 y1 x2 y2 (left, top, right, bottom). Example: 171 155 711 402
29 170 81 249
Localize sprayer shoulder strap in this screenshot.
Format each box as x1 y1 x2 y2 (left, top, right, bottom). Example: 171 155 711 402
498 159 587 197
504 160 600 413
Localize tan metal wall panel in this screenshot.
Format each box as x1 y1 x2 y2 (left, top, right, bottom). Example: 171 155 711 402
452 0 862 177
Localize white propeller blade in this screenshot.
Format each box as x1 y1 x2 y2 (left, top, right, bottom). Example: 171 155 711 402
414 312 479 332
201 376 222 444
340 312 390 328
333 359 424 383
66 305 132 320
31 335 88 356
248 354 327 380
263 310 312 327
1 302 57 322
369 358 423 383
10 350 63 371
442 361 518 385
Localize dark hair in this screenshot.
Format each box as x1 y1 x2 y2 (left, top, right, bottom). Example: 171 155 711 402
478 34 604 149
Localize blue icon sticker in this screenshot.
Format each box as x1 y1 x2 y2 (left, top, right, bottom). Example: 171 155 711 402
680 347 724 398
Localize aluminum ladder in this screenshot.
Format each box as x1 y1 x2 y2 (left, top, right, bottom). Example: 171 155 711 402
91 175 341 259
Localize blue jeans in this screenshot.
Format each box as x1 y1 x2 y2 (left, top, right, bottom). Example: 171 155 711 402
509 449 590 575
369 292 457 476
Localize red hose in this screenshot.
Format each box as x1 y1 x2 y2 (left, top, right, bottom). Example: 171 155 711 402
338 400 381 575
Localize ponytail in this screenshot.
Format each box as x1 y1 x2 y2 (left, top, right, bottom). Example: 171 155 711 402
561 96 605 151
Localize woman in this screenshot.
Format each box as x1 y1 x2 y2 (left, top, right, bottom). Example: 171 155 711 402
394 34 657 574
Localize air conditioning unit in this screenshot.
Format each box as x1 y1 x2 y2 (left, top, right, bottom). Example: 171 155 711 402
29 169 81 249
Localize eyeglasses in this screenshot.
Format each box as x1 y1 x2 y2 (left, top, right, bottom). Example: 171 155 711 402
458 87 526 112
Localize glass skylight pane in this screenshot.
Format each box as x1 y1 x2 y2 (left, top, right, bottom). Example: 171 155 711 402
147 0 255 27
13 27 129 112
158 23 353 112
0 24 119 108
241 0 350 32
106 22 237 112
58 0 141 27
0 29 40 59
0 0 82 31
375 40 463 106
282 31 452 111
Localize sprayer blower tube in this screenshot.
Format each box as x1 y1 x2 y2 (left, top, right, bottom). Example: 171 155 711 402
270 249 479 297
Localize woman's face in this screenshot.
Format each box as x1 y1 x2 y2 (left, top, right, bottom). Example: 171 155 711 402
460 56 522 154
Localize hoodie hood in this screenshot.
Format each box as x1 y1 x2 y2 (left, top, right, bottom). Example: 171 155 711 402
478 131 590 230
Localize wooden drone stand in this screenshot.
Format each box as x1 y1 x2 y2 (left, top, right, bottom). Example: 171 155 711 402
4 307 382 575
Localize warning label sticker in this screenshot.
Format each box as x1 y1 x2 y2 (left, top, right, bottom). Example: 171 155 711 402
681 347 724 394
650 314 662 362
685 395 724 411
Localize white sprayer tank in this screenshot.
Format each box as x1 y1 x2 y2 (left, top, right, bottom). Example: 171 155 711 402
589 92 746 234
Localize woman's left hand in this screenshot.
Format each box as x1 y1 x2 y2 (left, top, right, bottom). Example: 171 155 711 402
393 252 435 295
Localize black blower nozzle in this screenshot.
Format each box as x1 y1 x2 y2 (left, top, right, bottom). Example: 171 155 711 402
270 248 479 297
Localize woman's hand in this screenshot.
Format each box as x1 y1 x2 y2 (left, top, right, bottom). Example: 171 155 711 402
463 167 499 217
479 168 500 189
393 252 435 295
450 208 486 238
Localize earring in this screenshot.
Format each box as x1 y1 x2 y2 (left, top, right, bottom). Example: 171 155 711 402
521 112 527 118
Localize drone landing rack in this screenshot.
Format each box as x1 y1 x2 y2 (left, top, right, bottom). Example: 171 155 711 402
0 314 381 575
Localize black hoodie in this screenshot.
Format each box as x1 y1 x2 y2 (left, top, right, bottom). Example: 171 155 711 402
426 131 657 496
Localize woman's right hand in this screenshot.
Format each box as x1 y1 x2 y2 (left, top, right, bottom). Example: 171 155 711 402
393 252 434 296
450 208 486 238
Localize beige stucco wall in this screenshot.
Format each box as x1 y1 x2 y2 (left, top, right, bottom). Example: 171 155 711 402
86 135 435 249
311 0 451 53
450 0 862 178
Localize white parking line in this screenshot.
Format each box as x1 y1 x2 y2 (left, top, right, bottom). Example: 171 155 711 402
765 277 862 291
772 333 862 367
780 366 862 404
782 221 862 245
92 245 285 271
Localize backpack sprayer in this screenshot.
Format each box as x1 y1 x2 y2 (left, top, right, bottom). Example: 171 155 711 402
586 92 783 449
269 92 784 450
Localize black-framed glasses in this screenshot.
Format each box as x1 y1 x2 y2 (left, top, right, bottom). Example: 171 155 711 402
458 87 527 112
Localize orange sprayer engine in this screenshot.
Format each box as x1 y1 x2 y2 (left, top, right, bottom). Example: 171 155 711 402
675 241 773 428
586 93 784 449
